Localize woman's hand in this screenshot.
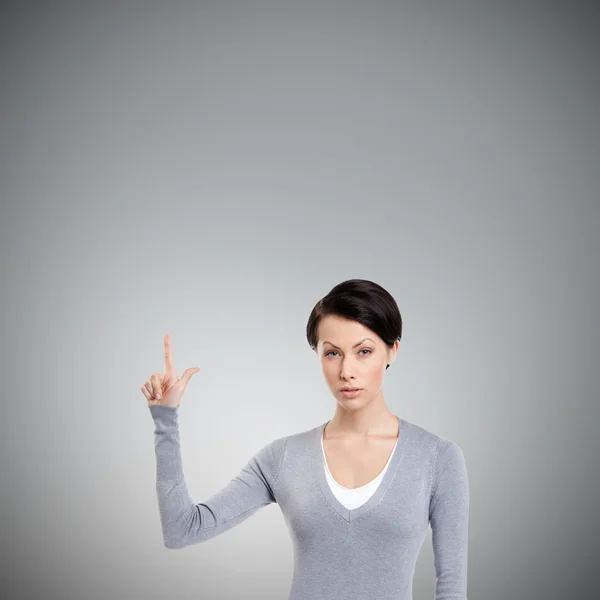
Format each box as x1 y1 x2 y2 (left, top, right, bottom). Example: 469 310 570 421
140 333 200 408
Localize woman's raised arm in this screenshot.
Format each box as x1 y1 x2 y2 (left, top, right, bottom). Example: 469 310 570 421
140 334 287 549
149 405 287 549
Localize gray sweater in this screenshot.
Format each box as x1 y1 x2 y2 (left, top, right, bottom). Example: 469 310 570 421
149 404 469 599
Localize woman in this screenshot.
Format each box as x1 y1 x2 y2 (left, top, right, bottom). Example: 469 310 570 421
141 279 469 600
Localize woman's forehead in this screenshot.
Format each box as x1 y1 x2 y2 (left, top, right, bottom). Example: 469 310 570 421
317 317 377 345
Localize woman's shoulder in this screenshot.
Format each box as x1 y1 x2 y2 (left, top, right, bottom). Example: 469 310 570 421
399 417 467 475
245 423 319 487
402 416 463 448
266 421 322 456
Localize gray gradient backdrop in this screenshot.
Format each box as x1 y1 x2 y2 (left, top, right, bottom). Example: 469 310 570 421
1 1 598 599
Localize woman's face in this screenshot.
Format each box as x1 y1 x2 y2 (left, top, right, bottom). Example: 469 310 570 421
316 314 398 407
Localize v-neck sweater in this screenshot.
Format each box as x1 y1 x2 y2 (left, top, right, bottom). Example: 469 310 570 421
149 404 470 600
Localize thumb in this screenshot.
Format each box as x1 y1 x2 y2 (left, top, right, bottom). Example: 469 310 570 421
180 367 201 389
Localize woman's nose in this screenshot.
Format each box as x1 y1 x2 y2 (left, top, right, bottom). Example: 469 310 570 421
340 359 356 379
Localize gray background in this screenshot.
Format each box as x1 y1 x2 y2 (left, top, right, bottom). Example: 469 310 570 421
1 1 598 599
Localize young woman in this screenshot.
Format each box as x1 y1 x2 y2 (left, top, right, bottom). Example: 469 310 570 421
141 279 469 600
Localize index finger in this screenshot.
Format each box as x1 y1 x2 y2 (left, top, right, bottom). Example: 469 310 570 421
164 333 175 372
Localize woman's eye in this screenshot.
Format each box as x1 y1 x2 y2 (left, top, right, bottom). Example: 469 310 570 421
325 349 372 357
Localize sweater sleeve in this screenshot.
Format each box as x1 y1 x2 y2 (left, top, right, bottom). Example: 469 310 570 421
149 404 287 549
429 439 470 600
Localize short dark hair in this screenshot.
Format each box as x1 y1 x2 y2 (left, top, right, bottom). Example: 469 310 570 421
306 279 402 369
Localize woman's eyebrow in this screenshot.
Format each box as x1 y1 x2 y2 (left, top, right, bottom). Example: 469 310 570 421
323 338 374 349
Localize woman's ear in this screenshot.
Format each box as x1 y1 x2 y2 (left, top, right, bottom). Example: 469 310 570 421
387 340 400 367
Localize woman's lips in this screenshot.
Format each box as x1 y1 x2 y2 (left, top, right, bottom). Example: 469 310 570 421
341 388 362 398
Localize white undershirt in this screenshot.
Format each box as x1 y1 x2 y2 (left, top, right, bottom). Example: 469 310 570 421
321 435 399 510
